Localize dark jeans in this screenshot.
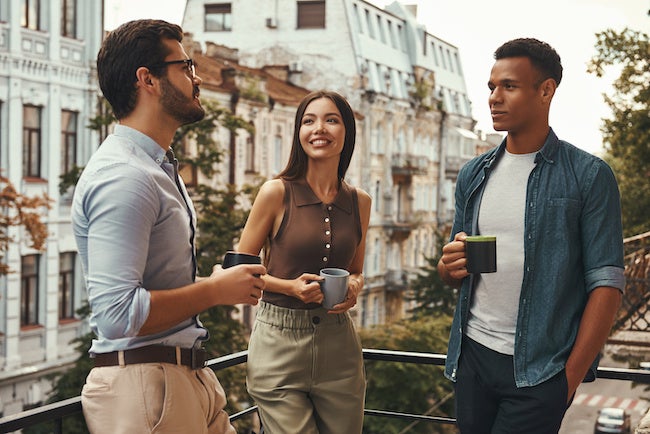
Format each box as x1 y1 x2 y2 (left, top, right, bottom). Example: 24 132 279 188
455 336 571 434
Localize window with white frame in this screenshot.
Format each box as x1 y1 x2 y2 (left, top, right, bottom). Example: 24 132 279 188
59 252 76 320
205 3 232 31
364 9 374 38
23 105 42 178
273 130 283 174
61 0 76 38
376 14 386 44
61 110 77 175
21 0 41 30
21 254 40 326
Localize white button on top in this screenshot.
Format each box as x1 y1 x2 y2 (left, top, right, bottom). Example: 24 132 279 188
328 206 333 211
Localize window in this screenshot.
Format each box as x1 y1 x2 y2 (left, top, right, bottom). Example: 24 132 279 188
376 15 386 43
374 180 380 213
297 1 325 29
23 105 42 178
454 52 463 75
21 0 41 30
61 0 76 38
353 4 362 33
396 24 404 51
387 21 398 49
245 130 256 173
205 3 232 31
21 254 40 326
273 133 283 174
364 9 374 38
431 42 439 66
61 110 77 175
59 252 75 320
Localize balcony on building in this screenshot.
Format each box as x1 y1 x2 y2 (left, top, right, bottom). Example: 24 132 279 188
390 153 428 178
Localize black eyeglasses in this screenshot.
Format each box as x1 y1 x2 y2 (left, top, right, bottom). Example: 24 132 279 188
151 58 196 78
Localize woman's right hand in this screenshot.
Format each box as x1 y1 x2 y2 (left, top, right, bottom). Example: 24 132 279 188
291 273 324 304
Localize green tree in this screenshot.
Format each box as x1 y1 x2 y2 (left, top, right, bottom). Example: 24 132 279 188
30 100 261 433
407 228 457 319
587 27 650 237
359 316 456 434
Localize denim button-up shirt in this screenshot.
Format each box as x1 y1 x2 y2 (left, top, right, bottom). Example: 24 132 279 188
445 129 625 387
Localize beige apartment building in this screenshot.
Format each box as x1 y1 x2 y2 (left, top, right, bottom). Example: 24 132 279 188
181 0 495 327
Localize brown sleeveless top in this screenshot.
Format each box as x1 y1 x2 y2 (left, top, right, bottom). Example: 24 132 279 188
263 178 362 309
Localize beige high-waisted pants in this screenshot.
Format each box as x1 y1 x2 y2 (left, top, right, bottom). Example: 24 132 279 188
247 301 366 434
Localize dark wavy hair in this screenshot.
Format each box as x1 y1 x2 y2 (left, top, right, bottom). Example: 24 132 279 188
97 19 183 119
278 90 356 181
494 38 563 87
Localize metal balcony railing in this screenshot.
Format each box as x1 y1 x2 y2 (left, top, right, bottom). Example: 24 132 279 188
2 349 650 433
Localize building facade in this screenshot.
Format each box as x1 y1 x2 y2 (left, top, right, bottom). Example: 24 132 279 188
0 0 102 418
182 0 495 327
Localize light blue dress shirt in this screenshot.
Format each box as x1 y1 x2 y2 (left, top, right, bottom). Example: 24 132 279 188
72 125 207 354
445 128 625 387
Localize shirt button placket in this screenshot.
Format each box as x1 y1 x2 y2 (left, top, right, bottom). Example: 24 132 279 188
323 205 332 264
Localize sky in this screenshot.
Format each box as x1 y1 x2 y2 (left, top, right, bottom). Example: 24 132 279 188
104 0 649 155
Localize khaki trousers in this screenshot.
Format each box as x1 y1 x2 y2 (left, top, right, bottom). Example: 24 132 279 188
82 363 236 434
247 301 366 434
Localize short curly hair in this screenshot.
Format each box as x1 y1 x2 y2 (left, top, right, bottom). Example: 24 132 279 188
494 38 563 87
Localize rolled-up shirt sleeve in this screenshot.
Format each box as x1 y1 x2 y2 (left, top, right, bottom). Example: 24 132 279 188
81 163 158 339
581 159 626 294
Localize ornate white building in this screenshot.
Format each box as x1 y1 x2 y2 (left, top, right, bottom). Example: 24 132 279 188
0 0 102 418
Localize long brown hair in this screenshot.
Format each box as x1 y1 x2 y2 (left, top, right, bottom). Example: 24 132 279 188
277 90 356 181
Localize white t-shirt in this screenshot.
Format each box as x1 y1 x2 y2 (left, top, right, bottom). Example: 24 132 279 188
465 150 537 355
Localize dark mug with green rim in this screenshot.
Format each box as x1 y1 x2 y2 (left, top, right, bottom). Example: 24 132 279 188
465 235 497 274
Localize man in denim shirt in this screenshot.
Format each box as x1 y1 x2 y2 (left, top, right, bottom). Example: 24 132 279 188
438 38 625 433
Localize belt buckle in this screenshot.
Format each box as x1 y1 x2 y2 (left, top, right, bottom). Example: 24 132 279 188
191 348 207 369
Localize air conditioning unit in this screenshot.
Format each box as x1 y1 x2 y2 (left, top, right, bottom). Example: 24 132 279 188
289 60 303 73
266 17 278 28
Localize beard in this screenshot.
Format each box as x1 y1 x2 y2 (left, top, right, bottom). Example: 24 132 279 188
160 76 205 126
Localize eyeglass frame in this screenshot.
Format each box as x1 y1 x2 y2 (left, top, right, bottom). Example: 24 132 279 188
149 58 196 79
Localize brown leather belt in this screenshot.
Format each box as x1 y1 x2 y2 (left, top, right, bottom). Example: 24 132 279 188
93 345 207 370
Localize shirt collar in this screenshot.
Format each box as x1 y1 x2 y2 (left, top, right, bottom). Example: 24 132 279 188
292 178 354 214
112 124 168 165
485 127 559 168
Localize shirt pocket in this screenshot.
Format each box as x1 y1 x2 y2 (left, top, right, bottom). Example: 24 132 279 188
543 198 582 243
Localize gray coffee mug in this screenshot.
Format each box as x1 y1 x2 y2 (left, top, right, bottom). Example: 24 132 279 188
319 268 350 309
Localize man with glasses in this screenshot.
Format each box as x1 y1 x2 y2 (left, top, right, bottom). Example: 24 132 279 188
72 19 266 434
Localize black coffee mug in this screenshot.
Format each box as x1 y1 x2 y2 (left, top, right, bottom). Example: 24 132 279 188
222 251 261 269
465 236 497 274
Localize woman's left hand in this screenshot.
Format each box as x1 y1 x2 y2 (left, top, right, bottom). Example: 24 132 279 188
327 276 362 313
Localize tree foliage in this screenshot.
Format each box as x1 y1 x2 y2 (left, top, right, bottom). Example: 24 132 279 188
359 316 455 434
406 227 457 319
0 175 51 275
587 27 650 237
34 99 260 433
